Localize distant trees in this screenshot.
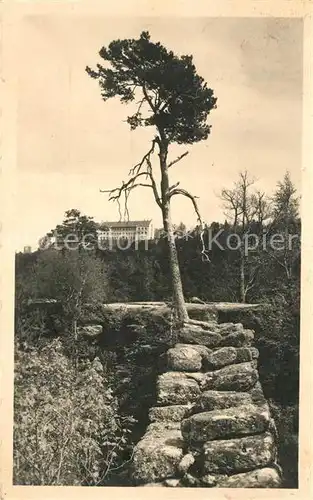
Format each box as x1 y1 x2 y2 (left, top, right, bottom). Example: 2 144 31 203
220 171 270 302
86 30 217 326
266 172 300 282
219 170 300 302
45 209 98 250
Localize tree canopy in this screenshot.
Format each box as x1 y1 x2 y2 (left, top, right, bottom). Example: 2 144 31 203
86 31 217 144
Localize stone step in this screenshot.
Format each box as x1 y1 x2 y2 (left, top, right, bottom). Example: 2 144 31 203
203 432 275 474
132 422 184 484
201 362 259 392
181 403 270 443
157 372 201 406
192 390 253 413
149 404 192 423
210 466 282 488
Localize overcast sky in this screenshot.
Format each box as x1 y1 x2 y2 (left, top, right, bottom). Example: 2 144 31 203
16 16 303 250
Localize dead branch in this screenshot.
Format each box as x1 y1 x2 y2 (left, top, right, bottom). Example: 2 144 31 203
169 188 202 226
168 151 189 168
100 140 162 217
129 139 157 176
169 187 210 262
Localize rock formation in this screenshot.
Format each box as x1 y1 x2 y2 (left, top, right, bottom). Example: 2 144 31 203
132 318 282 488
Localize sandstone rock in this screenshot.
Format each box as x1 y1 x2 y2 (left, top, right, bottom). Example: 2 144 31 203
175 343 212 359
214 467 282 488
249 381 267 405
167 345 202 372
157 372 201 406
185 372 207 384
220 329 254 347
218 322 244 335
146 421 181 435
178 324 222 347
203 432 275 474
187 306 218 323
192 390 253 413
205 347 238 369
149 405 192 423
201 362 258 392
164 478 180 487
132 426 183 483
235 347 254 363
178 453 195 474
181 404 270 443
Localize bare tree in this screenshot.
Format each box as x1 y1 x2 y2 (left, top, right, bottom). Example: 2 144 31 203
220 171 270 302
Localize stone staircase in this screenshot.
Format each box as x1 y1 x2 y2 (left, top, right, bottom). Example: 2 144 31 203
132 318 282 488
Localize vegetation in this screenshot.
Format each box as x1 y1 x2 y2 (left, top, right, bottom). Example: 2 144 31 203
14 339 135 485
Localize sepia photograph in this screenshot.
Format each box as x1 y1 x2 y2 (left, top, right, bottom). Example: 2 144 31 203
1 1 312 495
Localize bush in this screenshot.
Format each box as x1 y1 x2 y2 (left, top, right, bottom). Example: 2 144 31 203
14 339 135 485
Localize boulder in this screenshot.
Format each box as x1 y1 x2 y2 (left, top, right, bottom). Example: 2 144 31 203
205 347 238 369
178 324 222 347
214 467 282 488
181 404 270 443
149 404 192 423
220 329 254 347
203 432 275 474
157 372 201 406
175 343 212 359
132 426 183 483
167 345 202 372
192 390 253 413
201 362 258 392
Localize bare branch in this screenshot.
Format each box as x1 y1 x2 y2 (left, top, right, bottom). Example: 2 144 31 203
100 140 163 218
169 181 180 191
129 139 157 176
169 187 210 262
168 151 189 168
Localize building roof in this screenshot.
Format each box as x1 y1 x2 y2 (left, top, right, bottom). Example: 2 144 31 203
99 220 152 229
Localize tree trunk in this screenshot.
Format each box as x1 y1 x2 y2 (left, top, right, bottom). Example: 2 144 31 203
162 203 189 326
239 247 246 303
158 138 188 326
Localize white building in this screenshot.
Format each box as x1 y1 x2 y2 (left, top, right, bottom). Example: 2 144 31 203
97 220 154 243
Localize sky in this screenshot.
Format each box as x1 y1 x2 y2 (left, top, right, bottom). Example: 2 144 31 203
16 16 303 250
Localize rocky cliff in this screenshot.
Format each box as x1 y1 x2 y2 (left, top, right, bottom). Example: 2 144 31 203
131 316 282 488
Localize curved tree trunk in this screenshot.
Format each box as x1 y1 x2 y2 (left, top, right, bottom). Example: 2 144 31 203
158 139 189 326
162 203 189 326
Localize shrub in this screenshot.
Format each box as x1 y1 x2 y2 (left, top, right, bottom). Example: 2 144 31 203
14 339 135 485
